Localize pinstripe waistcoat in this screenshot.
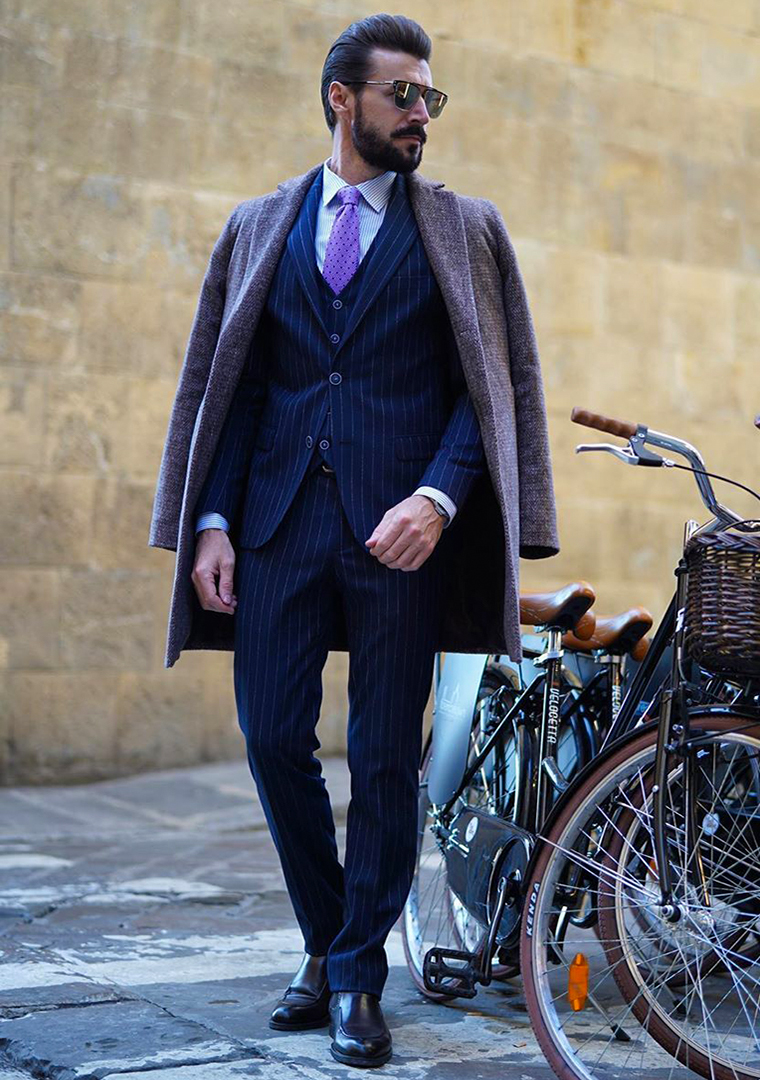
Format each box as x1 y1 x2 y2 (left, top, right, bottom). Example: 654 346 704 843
148 162 560 667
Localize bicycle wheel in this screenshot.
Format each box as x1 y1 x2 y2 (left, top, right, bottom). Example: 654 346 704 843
520 713 760 1080
597 719 760 1080
402 663 520 998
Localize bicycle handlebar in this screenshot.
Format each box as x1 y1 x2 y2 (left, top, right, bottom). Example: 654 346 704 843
571 405 749 532
570 407 637 440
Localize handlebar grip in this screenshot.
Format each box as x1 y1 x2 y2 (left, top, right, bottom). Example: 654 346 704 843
571 407 638 440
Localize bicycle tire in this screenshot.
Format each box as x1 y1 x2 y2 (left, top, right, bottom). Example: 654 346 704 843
597 716 760 1080
520 713 760 1080
401 664 518 998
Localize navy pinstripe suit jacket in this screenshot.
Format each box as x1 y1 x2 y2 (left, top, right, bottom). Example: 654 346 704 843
194 167 486 551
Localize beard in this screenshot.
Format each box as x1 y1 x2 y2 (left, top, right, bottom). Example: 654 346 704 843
350 95 424 174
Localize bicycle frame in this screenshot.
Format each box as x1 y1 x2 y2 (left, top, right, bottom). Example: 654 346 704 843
430 634 578 834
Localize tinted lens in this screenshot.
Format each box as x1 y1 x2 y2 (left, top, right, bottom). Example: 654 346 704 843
424 90 446 118
394 80 421 110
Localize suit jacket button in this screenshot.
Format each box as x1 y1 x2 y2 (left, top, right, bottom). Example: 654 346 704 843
305 436 313 447
329 372 342 384
319 439 330 450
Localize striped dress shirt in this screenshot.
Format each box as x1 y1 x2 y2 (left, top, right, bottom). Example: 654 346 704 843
195 157 457 536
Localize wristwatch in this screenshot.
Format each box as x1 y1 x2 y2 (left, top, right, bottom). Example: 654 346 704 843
425 495 450 526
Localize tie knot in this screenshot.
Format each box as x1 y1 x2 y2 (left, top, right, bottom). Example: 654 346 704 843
335 185 361 208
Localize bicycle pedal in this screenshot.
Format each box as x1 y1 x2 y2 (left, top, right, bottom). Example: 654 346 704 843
423 946 479 998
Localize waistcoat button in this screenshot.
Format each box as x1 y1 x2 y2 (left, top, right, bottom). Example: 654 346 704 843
329 333 340 344
319 439 330 450
329 372 342 384
332 299 342 309
305 435 313 447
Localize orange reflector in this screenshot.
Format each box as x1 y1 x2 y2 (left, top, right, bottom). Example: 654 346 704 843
568 952 589 1011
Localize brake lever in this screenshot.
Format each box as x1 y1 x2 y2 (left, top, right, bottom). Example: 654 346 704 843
575 442 641 465
575 432 665 467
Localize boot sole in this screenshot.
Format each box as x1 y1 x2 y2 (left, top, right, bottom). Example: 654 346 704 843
329 1043 392 1067
268 1013 330 1031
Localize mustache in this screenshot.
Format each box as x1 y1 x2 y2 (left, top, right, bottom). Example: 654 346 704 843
395 130 425 142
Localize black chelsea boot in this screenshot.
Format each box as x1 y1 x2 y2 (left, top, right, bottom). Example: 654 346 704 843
328 990 392 1067
268 952 330 1030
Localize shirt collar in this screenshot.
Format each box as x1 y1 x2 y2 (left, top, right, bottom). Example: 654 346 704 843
321 157 396 213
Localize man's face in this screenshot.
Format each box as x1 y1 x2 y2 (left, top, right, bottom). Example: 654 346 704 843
341 49 435 174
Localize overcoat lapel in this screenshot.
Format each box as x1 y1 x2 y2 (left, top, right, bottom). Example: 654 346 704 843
404 171 486 407
185 166 322 480
285 169 331 340
211 164 323 383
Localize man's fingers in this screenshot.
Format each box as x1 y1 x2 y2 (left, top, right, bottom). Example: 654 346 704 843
218 557 235 605
206 574 237 613
192 563 237 614
368 518 408 558
387 547 427 570
377 520 423 563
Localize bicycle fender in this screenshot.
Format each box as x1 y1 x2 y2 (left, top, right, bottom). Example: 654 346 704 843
427 653 490 805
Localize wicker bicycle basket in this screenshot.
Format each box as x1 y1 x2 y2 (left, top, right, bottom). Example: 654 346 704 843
683 528 760 677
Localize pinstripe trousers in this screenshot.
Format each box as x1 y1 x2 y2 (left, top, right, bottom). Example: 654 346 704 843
232 451 448 997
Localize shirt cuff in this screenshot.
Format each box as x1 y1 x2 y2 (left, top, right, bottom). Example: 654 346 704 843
195 512 231 535
413 486 457 527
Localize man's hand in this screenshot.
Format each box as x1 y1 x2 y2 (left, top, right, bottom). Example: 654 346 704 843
192 529 238 614
365 494 445 570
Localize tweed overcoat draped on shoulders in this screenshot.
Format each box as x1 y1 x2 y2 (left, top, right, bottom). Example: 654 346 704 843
148 163 560 667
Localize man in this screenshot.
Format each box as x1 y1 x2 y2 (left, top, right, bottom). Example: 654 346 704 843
148 13 559 1069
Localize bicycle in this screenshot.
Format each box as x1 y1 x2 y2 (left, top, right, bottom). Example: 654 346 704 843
520 407 760 1079
402 595 658 1000
402 581 598 996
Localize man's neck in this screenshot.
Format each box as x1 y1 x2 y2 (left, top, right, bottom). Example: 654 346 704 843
326 152 388 187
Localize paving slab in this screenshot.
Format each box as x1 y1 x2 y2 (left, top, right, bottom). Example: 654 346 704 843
0 756 554 1078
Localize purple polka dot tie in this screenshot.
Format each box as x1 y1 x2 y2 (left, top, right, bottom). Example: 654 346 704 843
322 185 361 295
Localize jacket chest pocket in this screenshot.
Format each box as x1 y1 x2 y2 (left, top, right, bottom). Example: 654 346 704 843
394 433 441 460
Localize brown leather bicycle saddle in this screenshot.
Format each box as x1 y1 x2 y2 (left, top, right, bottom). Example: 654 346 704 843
562 607 653 658
519 582 596 636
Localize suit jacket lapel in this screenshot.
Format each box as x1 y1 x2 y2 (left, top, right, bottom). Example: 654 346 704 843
285 169 420 356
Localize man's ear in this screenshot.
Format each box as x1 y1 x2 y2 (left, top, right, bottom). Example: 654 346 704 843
329 81 353 122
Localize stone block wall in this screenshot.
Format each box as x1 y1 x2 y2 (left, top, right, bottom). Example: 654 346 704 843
2 0 759 782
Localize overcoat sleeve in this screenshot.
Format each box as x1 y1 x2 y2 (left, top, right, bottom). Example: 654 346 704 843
147 204 242 551
485 203 560 560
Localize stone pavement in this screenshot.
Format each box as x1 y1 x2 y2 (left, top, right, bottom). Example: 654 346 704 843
0 755 553 1079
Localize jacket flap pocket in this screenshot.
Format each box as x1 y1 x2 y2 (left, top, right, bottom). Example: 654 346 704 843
394 433 441 460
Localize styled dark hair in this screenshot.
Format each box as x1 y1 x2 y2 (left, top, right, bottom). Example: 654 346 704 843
320 14 432 133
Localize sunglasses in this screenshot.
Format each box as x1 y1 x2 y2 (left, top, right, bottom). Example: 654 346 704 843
345 79 448 119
